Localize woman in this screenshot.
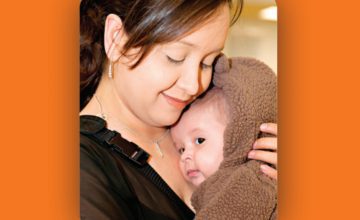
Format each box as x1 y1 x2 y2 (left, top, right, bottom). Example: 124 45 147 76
80 0 277 219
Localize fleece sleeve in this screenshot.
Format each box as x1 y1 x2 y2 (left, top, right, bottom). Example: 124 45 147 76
194 163 277 220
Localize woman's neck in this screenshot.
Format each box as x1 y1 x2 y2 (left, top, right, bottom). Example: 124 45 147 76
80 76 169 154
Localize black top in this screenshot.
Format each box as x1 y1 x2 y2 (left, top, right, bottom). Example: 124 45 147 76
80 115 195 220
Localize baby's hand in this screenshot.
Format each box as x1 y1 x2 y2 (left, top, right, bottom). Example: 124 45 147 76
248 123 278 180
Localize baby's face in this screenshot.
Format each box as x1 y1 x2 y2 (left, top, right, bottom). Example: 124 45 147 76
170 105 226 187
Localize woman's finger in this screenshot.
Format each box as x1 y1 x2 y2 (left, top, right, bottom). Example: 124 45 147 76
248 150 277 167
253 137 277 151
260 123 277 136
260 164 277 180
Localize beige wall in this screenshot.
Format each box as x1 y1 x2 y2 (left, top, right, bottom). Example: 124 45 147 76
224 0 277 73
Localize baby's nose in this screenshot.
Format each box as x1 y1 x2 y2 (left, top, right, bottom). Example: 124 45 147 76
180 149 193 162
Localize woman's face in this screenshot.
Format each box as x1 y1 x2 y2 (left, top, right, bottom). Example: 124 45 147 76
113 6 230 127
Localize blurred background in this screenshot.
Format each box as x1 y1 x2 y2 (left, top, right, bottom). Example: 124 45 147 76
224 0 277 73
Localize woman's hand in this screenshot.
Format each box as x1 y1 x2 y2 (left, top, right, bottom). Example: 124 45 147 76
248 123 278 180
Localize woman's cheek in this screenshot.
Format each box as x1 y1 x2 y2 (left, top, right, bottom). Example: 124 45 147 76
197 72 212 96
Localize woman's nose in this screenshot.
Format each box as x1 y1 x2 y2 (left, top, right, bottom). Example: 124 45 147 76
177 66 200 96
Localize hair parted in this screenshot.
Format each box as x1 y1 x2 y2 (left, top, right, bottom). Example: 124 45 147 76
80 0 243 109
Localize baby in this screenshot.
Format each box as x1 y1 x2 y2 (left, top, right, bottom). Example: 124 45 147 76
171 54 277 219
171 87 228 187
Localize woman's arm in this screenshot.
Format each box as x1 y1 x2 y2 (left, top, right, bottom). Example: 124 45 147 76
248 123 278 180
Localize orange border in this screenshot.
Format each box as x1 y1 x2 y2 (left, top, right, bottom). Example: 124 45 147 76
278 1 360 219
0 1 79 219
1 1 360 219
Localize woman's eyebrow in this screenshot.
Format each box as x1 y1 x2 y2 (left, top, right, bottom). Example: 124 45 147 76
178 40 196 47
178 40 223 54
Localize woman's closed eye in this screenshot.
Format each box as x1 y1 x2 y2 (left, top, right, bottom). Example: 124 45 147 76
167 55 185 64
195 137 206 145
201 63 212 69
167 55 213 69
201 56 219 69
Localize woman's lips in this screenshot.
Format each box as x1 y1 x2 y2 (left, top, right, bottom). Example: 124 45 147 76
162 93 189 110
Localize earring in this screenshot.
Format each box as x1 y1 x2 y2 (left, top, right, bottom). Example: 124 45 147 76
108 62 113 79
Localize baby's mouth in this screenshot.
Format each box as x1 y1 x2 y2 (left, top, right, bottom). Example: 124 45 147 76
187 169 200 178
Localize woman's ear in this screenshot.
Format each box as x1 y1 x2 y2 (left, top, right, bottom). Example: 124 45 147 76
104 14 127 62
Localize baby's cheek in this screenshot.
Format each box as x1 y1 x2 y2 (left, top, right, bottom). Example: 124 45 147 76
202 158 222 178
191 174 206 187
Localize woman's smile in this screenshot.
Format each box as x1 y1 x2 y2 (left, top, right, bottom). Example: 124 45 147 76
162 92 191 110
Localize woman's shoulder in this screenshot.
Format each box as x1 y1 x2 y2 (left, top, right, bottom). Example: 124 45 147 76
80 115 142 219
80 114 150 166
80 115 112 163
79 115 195 219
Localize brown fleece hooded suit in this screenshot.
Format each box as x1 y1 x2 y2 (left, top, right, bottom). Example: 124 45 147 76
191 55 277 220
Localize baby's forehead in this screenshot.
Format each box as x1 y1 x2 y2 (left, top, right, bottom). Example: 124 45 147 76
172 104 217 132
183 101 218 121
171 88 228 134
188 89 229 122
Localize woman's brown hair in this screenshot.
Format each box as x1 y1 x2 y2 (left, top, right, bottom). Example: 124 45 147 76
80 0 243 109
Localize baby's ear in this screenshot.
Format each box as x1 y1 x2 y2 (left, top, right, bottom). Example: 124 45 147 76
214 53 230 74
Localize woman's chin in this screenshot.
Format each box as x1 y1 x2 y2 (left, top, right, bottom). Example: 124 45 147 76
156 111 183 127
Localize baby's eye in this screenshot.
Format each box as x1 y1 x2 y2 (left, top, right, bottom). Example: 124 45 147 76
195 137 205 145
178 147 185 154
